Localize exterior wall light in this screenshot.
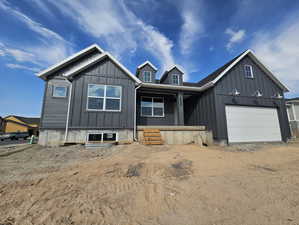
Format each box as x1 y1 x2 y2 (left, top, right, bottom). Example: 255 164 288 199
229 88 240 96
253 90 263 97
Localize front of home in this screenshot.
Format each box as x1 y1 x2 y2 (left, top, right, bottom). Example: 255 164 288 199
37 44 291 146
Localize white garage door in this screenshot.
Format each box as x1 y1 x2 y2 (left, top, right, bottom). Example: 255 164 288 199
225 106 282 143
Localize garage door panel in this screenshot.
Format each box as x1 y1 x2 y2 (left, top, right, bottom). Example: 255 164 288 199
225 106 282 143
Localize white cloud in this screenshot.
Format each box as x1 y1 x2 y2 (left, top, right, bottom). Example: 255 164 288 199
48 0 175 71
0 0 66 42
250 18 299 96
6 63 40 72
179 0 204 55
225 28 246 50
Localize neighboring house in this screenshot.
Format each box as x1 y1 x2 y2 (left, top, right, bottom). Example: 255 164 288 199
37 44 291 146
286 98 299 137
3 115 40 135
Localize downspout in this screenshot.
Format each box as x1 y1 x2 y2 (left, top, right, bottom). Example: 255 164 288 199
134 83 142 141
64 77 73 144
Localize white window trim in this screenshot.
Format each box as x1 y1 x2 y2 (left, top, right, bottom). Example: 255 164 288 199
143 71 152 82
86 131 118 143
244 65 254 78
141 96 165 117
172 74 180 85
86 84 122 112
53 85 67 98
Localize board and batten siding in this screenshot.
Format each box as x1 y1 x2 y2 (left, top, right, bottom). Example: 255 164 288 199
136 92 176 126
161 68 183 85
185 55 291 142
68 58 135 129
137 64 157 83
40 77 70 129
184 88 217 133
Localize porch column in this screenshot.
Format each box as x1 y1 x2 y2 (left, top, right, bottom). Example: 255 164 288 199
176 92 184 125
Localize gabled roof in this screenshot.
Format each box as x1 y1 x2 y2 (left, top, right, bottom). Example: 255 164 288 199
37 44 141 84
286 97 299 102
64 52 141 83
37 44 104 80
197 49 289 92
137 60 158 71
160 65 185 83
4 115 40 125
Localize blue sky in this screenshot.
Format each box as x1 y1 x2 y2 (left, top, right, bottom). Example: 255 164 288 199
1 0 299 117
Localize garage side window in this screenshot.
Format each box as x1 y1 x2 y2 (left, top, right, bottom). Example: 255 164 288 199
141 97 164 117
244 65 254 78
53 86 67 98
87 84 121 111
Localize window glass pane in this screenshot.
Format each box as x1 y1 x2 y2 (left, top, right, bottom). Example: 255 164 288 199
88 133 102 142
143 71 151 82
103 133 116 141
172 74 179 84
106 86 121 98
244 66 253 77
141 107 152 116
88 97 103 110
88 84 104 97
106 98 120 110
153 108 163 116
53 86 67 97
141 97 153 107
153 98 164 107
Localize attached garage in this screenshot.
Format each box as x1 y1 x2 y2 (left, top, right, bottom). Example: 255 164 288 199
225 105 282 143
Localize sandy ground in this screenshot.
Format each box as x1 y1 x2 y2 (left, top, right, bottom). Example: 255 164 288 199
1 143 299 225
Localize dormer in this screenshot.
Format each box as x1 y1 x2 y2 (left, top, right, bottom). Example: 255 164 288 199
136 61 158 83
160 65 184 85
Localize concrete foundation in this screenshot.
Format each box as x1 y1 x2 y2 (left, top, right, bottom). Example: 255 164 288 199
39 129 134 147
137 126 213 146
290 121 299 138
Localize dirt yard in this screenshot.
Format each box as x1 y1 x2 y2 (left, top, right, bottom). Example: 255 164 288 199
1 143 299 225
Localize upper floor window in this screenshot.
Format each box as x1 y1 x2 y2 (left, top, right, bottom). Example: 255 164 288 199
244 65 254 78
143 71 152 82
172 74 179 85
53 86 67 98
141 97 164 117
87 84 121 111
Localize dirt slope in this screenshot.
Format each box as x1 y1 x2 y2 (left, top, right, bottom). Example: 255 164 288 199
1 144 299 225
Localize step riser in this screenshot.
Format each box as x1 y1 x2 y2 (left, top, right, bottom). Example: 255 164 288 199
142 129 163 145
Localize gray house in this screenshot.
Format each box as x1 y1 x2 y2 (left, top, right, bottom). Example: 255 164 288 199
37 44 291 146
286 98 299 137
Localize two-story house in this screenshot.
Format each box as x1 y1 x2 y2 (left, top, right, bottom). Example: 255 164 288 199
37 44 291 146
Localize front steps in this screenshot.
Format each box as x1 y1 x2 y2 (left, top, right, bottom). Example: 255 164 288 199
142 129 163 145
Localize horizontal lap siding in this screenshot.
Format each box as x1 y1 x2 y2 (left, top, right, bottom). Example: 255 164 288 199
69 59 135 129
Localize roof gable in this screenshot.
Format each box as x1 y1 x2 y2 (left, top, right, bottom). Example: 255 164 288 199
197 50 289 92
37 44 141 84
137 61 158 71
160 65 185 83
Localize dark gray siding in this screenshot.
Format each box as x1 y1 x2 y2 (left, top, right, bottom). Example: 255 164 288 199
68 58 135 129
137 64 156 83
213 55 290 141
137 92 175 125
161 68 183 85
185 55 291 142
40 77 70 129
184 88 217 133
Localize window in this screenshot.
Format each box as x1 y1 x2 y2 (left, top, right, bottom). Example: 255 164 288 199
141 97 164 117
87 84 121 111
244 65 254 78
143 71 152 82
172 74 179 85
53 86 67 97
87 132 117 142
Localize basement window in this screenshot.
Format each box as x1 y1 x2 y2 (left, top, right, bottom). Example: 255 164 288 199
244 65 254 78
87 132 117 142
53 86 67 98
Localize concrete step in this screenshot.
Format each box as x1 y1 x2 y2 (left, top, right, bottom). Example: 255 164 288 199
144 132 161 137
